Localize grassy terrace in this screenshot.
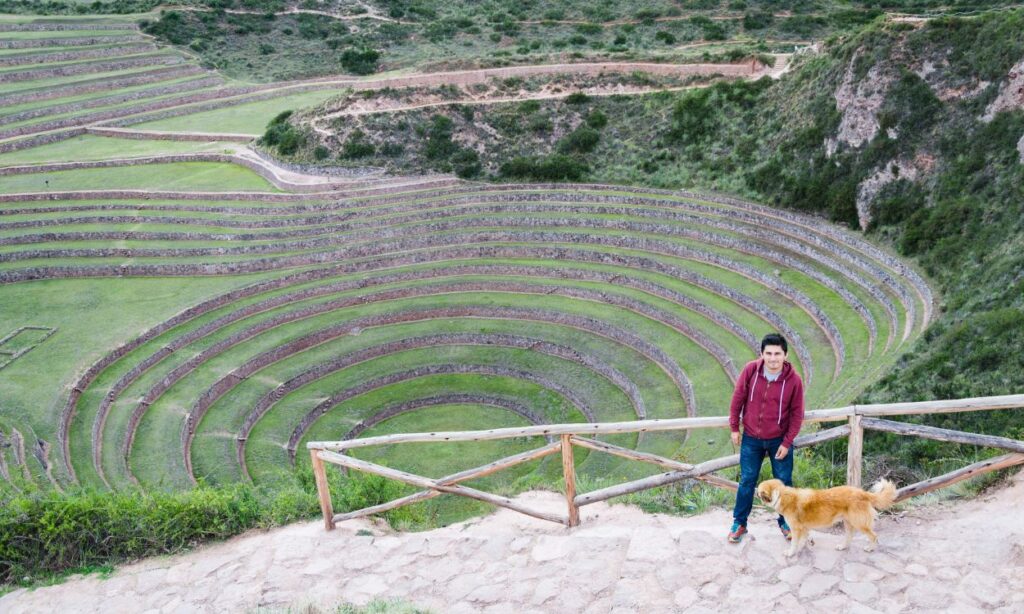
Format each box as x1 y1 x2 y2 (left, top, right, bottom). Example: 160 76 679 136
0 10 932 542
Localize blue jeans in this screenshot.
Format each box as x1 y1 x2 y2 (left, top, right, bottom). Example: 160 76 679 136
732 433 793 527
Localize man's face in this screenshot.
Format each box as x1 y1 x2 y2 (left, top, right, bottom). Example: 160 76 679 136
761 345 786 373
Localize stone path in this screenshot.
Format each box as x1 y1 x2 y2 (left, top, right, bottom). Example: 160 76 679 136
3 470 1023 613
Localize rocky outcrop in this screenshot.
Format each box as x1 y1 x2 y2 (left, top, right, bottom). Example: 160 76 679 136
855 158 921 230
826 56 896 156
981 57 1024 122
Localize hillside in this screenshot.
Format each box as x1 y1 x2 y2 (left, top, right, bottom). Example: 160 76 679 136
3 471 1024 612
276 9 1024 475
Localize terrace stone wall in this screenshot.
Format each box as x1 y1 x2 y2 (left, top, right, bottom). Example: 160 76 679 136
0 35 139 49
1 54 184 84
0 76 222 126
0 65 209 106
0 43 155 68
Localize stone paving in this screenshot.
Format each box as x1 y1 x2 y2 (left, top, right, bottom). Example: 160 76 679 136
3 470 1023 613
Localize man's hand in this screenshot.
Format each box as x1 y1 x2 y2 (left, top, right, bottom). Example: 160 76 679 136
730 431 740 447
774 445 789 460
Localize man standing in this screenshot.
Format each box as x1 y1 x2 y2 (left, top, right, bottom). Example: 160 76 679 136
727 333 805 543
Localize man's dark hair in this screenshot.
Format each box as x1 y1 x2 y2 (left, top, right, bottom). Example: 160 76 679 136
760 333 788 354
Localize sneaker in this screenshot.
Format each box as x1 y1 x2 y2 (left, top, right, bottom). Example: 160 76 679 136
779 520 792 541
727 522 747 543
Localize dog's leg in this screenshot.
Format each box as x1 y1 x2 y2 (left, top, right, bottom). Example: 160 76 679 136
861 524 878 552
836 522 854 551
785 529 800 557
787 528 807 557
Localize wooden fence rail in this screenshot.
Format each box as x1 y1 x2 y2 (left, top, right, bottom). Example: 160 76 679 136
307 394 1024 530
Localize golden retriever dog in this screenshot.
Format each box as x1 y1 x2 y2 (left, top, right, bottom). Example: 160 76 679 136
757 478 896 557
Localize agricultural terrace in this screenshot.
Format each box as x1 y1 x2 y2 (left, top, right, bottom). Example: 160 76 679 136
0 13 932 524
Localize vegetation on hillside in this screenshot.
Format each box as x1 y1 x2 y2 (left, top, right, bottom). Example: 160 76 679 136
134 0 1023 81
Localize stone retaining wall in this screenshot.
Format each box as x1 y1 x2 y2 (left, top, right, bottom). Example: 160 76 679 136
343 394 547 441
90 264 733 482
0 43 155 68
285 363 598 461
0 227 844 373
162 298 693 474
0 65 208 107
0 75 220 127
84 125 252 142
0 23 137 31
0 54 183 84
0 35 139 50
231 332 648 478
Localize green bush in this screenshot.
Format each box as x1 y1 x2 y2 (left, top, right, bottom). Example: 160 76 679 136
341 130 376 159
564 92 590 104
586 110 608 129
668 89 716 144
557 126 600 154
423 115 459 160
451 148 482 178
743 11 774 31
654 31 676 45
341 48 381 75
499 154 588 181
0 470 422 586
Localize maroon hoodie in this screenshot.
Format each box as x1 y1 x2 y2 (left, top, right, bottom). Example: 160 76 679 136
728 358 805 448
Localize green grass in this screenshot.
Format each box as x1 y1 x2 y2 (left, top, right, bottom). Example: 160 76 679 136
0 64 193 96
0 74 213 117
0 162 278 192
0 136 242 165
132 89 351 134
0 30 136 39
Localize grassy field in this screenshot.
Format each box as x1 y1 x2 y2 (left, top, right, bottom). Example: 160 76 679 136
133 89 354 134
0 135 240 165
0 162 278 192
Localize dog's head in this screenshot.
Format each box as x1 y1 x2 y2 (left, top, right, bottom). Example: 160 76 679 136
757 478 785 509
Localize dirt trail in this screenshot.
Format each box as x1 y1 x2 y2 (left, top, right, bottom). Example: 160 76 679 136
3 469 1022 613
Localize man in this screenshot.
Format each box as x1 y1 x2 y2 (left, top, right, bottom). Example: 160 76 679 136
727 333 805 543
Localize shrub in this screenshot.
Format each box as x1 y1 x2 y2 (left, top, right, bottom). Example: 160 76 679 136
586 110 608 129
564 92 590 104
0 470 424 586
743 11 774 30
341 130 375 159
340 48 381 75
313 145 330 161
557 126 600 154
499 154 588 181
423 114 459 160
277 129 305 155
668 89 716 144
518 100 541 114
528 114 553 133
451 148 482 178
654 31 676 45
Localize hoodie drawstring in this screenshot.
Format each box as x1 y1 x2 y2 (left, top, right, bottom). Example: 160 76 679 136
778 380 786 425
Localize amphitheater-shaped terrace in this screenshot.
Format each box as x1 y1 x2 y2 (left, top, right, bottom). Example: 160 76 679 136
0 15 934 509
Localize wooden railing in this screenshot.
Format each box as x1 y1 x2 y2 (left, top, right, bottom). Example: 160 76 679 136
306 394 1024 530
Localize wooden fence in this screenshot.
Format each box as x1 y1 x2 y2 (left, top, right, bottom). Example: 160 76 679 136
306 394 1024 530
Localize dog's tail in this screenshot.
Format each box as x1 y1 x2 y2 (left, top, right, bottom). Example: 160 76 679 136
868 478 896 510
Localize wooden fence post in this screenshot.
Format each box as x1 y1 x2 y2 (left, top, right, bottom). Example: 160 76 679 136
847 414 863 488
310 449 336 531
560 434 580 527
